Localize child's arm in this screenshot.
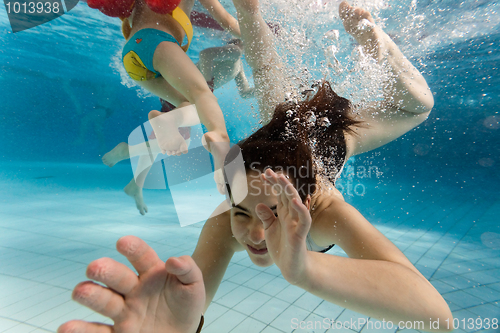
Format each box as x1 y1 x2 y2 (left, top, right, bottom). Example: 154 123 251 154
192 208 237 312
258 170 453 332
340 1 434 158
198 0 241 36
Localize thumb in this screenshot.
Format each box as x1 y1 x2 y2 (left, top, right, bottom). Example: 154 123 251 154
165 256 203 285
255 203 276 229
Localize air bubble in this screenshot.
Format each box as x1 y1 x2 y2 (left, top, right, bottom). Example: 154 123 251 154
306 111 316 126
320 117 331 128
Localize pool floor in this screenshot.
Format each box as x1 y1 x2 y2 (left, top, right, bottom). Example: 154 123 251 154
0 162 499 333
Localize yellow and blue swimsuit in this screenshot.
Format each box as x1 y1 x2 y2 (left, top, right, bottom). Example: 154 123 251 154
122 7 193 81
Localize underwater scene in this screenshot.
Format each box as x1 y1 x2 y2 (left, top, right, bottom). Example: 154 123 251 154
0 0 499 332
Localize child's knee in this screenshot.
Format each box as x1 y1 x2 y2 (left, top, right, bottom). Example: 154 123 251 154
148 110 162 120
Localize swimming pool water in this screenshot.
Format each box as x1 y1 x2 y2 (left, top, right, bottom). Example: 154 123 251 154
0 0 499 332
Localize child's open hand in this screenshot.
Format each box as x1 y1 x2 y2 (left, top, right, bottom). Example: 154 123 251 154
58 236 205 333
255 168 313 286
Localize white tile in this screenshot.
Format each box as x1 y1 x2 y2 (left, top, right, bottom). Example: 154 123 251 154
1 286 67 316
335 309 368 333
43 305 97 331
234 291 272 315
325 325 358 333
251 298 290 324
430 280 457 294
260 277 289 297
275 284 306 304
231 317 267 333
292 313 329 333
462 286 499 303
3 322 41 333
243 272 277 290
228 267 263 285
9 290 72 321
0 317 21 331
213 280 240 302
217 285 255 308
0 276 47 302
202 309 247 333
313 301 345 320
203 303 230 328
261 326 286 333
293 292 324 312
224 263 248 280
467 303 500 319
26 300 81 327
443 290 485 308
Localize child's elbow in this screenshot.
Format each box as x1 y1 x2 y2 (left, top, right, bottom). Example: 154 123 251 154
422 91 434 113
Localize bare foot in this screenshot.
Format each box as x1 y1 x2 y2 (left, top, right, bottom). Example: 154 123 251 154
339 1 377 40
339 1 381 58
202 131 230 194
124 179 148 215
149 110 189 156
102 142 130 167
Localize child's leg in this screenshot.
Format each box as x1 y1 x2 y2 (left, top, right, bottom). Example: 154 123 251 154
148 105 190 156
153 42 230 193
124 178 148 215
102 142 130 167
152 42 228 138
232 0 290 122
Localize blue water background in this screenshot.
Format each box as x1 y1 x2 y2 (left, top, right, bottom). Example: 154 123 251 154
0 0 499 195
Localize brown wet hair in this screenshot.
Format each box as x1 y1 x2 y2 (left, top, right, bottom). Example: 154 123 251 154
225 81 362 202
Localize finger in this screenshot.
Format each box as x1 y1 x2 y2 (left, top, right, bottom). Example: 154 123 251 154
277 174 301 209
263 168 279 184
165 255 203 285
291 197 312 236
86 257 139 295
262 170 286 206
58 320 113 333
255 203 277 230
72 281 125 319
116 235 162 276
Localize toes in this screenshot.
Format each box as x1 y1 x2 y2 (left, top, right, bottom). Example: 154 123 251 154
339 1 352 18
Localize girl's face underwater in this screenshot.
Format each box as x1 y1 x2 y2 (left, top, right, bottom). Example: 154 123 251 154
230 170 278 267
229 170 311 267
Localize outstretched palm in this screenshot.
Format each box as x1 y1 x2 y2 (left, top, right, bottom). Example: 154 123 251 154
58 236 205 333
255 169 312 286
